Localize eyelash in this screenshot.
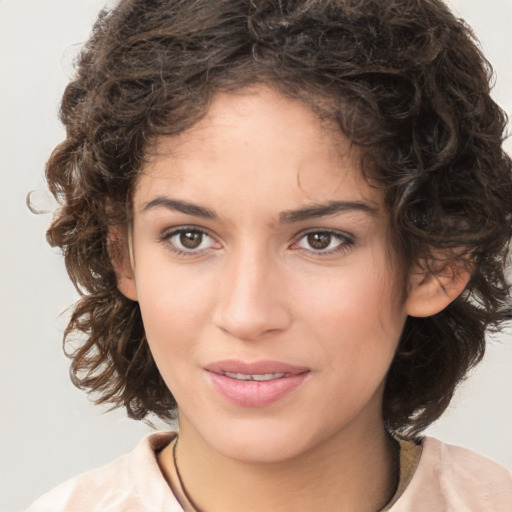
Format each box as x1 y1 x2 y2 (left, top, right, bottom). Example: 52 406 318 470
158 226 355 257
159 226 217 256
290 229 355 256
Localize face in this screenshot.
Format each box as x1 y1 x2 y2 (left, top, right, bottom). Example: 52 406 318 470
123 87 410 463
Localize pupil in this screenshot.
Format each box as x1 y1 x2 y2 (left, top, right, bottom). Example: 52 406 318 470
180 231 202 249
307 232 331 250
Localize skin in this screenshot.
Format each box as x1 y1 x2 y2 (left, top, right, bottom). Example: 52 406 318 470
115 87 468 511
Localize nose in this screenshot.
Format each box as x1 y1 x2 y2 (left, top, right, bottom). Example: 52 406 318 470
212 247 292 341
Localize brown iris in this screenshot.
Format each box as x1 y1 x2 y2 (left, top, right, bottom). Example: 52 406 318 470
180 230 203 249
307 232 331 250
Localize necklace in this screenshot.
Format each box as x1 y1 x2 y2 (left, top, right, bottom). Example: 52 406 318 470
172 438 205 512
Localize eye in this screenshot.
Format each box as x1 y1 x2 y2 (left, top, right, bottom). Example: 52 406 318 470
160 227 219 255
293 230 353 255
178 230 204 249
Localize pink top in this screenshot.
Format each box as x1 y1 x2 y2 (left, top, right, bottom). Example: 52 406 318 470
27 432 512 512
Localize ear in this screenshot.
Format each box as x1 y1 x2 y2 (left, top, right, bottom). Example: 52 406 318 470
108 226 138 301
405 260 470 318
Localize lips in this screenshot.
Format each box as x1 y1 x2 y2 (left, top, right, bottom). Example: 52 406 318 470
204 360 310 407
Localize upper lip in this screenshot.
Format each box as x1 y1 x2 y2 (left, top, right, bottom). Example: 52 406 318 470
204 360 310 376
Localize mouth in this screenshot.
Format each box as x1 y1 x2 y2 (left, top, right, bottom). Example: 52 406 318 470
204 360 310 407
220 371 288 381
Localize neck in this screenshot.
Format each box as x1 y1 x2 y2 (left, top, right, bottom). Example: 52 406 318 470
159 418 399 512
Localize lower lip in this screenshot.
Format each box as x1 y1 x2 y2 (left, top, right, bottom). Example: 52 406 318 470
207 372 309 407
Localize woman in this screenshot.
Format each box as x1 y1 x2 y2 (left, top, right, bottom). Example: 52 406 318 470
28 0 512 510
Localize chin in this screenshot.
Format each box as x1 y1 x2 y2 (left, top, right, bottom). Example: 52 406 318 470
197 414 324 464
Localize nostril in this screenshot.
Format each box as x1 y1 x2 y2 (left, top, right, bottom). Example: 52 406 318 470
212 298 292 341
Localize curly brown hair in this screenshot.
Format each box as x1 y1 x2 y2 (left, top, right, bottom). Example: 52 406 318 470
44 0 512 438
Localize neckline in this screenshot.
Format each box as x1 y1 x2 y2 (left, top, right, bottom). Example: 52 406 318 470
157 433 423 512
380 437 423 511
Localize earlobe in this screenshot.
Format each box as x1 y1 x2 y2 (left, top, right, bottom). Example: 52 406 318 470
405 263 471 318
108 226 138 301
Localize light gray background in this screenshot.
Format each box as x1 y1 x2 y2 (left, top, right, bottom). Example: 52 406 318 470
0 1 511 511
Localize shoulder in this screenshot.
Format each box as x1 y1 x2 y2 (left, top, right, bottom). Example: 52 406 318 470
26 432 182 512
391 437 512 512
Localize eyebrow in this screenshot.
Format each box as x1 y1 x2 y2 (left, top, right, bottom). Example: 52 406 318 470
142 197 217 219
278 200 379 223
142 196 378 223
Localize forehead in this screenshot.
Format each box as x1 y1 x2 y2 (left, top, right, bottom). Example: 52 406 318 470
135 87 382 215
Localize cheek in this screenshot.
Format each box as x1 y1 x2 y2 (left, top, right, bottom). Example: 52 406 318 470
135 272 211 400
135 266 214 360
301 262 403 332
296 262 405 374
